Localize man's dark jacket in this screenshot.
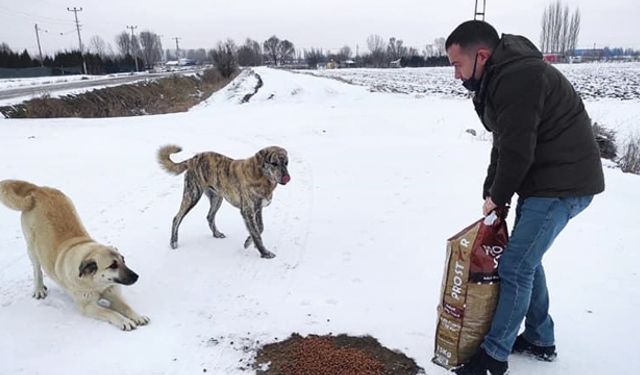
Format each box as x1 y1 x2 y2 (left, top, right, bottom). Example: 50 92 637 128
474 34 605 206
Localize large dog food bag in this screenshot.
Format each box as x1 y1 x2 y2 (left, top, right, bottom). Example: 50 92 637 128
432 210 509 369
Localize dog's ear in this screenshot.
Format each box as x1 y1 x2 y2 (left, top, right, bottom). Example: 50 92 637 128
256 148 269 163
78 259 98 277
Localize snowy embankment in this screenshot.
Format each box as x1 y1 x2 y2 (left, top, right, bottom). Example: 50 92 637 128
0 66 638 375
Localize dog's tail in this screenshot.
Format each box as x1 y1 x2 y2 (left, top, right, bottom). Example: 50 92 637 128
0 179 37 212
157 144 190 175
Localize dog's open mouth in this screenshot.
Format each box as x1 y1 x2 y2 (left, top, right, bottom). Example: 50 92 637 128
280 175 291 185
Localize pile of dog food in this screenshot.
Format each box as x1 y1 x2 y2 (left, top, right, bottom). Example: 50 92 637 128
253 333 422 375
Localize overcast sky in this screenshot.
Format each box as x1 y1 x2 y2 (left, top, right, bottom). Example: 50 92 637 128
1 0 638 57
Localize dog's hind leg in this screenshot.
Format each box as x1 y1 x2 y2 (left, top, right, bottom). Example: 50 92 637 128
21 223 47 298
241 203 274 259
205 187 225 238
171 171 203 249
26 245 47 299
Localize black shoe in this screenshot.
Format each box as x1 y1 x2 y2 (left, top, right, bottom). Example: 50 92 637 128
453 347 508 375
512 334 557 362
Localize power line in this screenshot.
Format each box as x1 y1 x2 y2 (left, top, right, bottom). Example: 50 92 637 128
0 4 73 25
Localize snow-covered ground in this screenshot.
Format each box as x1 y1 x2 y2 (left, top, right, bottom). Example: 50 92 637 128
303 62 640 101
0 66 638 375
0 74 102 90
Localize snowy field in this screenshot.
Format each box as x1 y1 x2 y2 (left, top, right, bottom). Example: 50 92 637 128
303 61 640 101
0 66 639 375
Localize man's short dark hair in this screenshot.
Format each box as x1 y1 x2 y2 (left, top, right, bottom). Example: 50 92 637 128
445 20 500 51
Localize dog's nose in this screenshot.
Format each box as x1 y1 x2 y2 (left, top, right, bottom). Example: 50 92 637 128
121 270 138 285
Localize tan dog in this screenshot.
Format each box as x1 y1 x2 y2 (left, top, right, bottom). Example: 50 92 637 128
0 180 149 331
157 145 290 258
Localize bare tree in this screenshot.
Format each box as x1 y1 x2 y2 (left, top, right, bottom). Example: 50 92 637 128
304 48 326 68
387 37 408 61
367 34 385 54
237 38 263 66
186 48 207 62
211 39 238 78
115 31 131 56
567 9 581 55
89 35 107 57
424 44 434 57
278 39 295 64
337 45 352 61
541 1 580 54
139 30 162 68
263 35 280 65
367 34 386 67
433 37 446 56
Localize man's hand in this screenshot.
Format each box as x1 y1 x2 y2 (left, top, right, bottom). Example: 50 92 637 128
483 196 498 216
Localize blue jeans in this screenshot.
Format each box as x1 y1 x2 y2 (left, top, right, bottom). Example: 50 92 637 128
482 195 594 361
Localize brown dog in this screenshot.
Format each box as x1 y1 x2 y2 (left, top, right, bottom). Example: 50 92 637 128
157 145 290 258
0 180 149 330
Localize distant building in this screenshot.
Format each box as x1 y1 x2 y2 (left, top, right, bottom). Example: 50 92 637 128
164 58 196 67
543 53 565 63
339 59 356 68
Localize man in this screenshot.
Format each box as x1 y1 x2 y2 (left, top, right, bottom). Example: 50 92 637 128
445 20 604 375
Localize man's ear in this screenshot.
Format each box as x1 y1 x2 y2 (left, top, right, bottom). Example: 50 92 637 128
78 259 97 277
477 47 492 65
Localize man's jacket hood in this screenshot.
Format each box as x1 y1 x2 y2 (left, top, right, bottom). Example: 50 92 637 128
489 34 543 69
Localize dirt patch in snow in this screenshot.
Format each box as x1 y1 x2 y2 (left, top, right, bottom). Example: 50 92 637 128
253 333 423 375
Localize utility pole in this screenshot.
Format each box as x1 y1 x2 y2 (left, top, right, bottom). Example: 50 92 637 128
67 7 87 74
158 34 165 62
127 25 139 71
172 36 181 60
34 24 46 66
474 0 486 20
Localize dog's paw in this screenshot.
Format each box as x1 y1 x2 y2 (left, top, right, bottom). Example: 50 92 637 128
244 236 253 249
213 230 226 238
115 317 138 331
131 314 150 326
32 285 48 299
170 240 178 249
260 250 276 259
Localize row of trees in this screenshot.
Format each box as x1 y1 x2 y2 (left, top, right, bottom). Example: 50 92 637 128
113 31 163 68
232 34 448 68
2 29 450 72
540 0 580 54
0 43 141 73
206 34 450 79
